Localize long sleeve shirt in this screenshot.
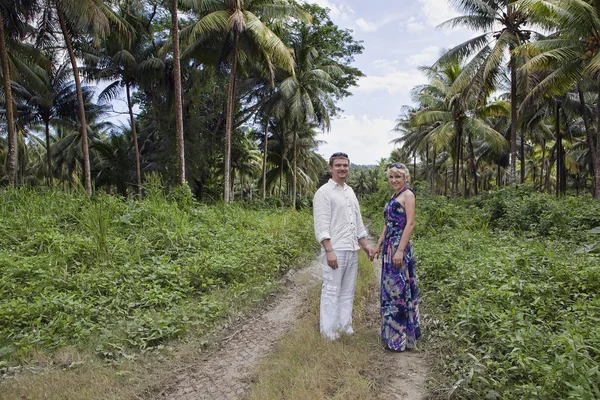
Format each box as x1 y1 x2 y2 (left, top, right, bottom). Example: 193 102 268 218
313 179 368 252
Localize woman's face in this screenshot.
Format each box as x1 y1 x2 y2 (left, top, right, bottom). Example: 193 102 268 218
387 168 406 191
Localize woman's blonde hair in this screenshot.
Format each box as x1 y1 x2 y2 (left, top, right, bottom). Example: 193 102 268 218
386 162 411 185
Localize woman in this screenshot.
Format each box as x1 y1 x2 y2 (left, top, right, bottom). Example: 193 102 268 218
374 162 421 351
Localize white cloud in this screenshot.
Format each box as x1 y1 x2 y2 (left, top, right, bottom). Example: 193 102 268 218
417 0 459 27
355 18 377 32
354 70 427 95
316 115 399 165
371 59 400 73
406 19 426 33
406 46 440 67
301 0 354 21
354 13 404 32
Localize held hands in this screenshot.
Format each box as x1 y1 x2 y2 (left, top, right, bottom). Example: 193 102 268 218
328 245 378 268
363 246 376 261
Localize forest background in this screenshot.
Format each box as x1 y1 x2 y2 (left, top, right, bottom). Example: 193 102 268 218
1 0 600 398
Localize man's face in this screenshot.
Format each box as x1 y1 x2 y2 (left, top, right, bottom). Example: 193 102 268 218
329 157 349 182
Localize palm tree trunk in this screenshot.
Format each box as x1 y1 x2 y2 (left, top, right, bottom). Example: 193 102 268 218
279 153 284 198
497 162 501 187
509 53 518 186
546 146 555 193
555 100 566 196
45 121 52 185
58 7 91 196
467 133 478 196
292 130 297 209
126 83 142 196
0 15 17 186
230 167 235 200
262 118 268 200
595 86 600 198
577 85 597 195
431 144 436 194
520 130 525 183
457 130 467 197
453 121 463 197
426 141 431 189
413 151 417 181
224 30 239 203
540 138 546 192
171 0 185 187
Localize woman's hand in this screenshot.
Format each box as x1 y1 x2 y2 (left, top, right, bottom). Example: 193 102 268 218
374 242 383 260
393 248 404 268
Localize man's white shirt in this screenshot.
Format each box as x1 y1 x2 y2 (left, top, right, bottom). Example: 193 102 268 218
313 179 367 252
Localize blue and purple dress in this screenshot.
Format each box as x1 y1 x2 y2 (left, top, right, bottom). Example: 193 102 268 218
380 187 421 351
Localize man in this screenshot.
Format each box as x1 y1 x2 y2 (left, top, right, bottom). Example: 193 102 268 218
313 152 374 340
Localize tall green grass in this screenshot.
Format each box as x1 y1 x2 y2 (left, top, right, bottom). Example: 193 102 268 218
0 187 317 361
363 188 600 399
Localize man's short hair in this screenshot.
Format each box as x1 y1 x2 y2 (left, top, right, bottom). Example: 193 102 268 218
329 152 349 166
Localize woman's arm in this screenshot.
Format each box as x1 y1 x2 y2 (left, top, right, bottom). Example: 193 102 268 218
374 226 387 259
393 191 415 267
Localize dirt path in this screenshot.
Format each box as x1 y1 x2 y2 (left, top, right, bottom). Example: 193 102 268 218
371 258 428 400
154 254 428 400
154 260 322 400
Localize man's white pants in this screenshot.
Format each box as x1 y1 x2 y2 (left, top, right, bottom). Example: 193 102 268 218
320 250 358 340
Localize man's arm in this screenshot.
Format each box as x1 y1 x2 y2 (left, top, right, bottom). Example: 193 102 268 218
313 189 339 269
354 193 374 260
313 189 331 245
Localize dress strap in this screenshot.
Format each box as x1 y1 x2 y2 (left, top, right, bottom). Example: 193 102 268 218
391 186 409 201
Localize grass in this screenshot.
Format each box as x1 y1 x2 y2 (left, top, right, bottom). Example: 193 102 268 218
0 187 317 361
1 271 328 400
362 188 600 399
245 252 388 400
0 185 318 399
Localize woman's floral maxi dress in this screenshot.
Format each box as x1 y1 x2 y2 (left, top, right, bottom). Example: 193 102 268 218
380 187 421 351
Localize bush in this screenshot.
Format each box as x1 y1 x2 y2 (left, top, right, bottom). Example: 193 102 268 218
412 189 600 399
0 188 317 359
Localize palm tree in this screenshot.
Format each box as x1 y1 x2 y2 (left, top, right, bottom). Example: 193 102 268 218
275 30 340 207
0 0 36 186
88 6 164 195
231 127 261 200
439 0 543 185
169 0 186 187
10 62 80 184
37 0 128 195
184 0 310 202
91 127 133 196
403 59 508 196
516 0 600 198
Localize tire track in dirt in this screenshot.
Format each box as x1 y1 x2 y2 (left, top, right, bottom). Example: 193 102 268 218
154 260 321 400
154 251 429 400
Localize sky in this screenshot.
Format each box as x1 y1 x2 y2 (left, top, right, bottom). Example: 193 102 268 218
307 0 475 165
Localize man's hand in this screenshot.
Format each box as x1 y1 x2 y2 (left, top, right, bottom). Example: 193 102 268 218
326 251 338 269
368 246 376 261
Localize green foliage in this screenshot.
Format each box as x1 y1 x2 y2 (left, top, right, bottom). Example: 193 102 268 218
0 188 317 360
472 187 600 239
410 190 600 399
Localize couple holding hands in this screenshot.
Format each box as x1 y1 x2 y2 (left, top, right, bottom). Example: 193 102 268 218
313 152 421 352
